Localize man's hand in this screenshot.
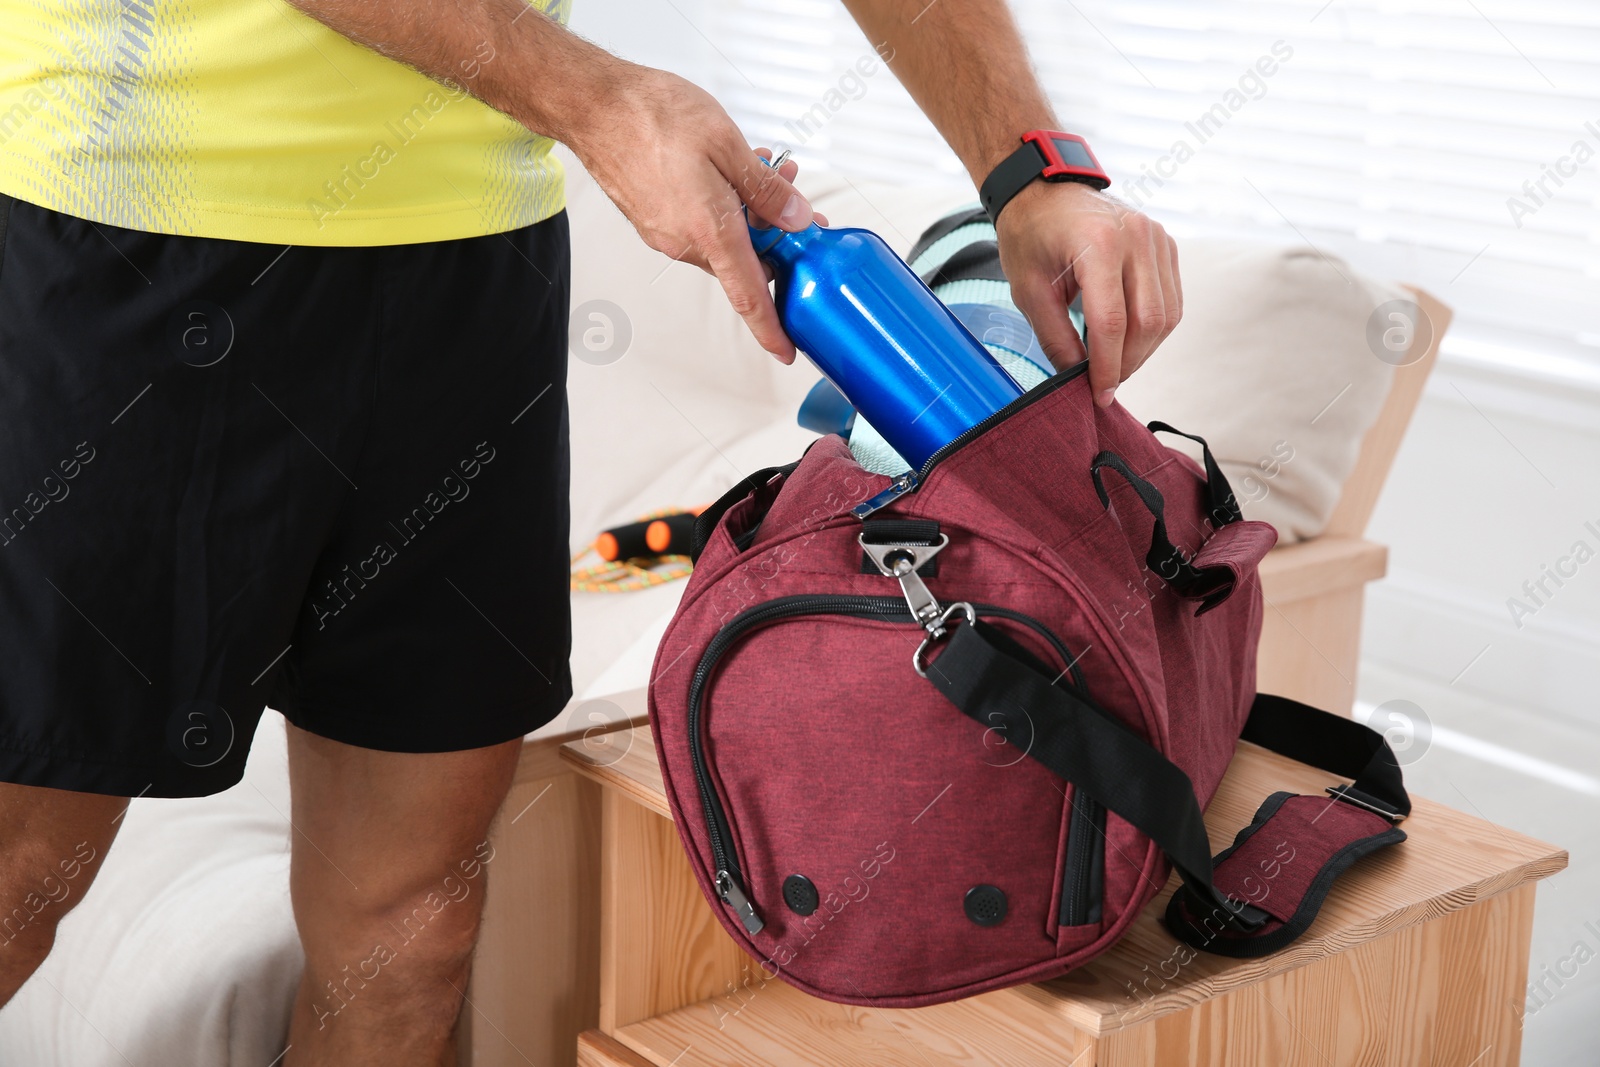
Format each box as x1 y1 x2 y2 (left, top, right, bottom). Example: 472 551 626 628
996 180 1182 407
566 67 818 363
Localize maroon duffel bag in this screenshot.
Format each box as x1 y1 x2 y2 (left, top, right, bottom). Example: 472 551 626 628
646 361 1410 1008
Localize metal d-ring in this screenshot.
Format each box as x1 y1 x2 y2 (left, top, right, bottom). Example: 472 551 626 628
913 602 977 679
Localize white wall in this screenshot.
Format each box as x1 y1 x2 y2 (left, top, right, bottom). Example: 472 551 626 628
1363 360 1600 732
567 0 715 84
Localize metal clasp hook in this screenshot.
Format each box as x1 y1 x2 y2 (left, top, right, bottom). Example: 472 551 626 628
913 602 977 678
857 533 975 676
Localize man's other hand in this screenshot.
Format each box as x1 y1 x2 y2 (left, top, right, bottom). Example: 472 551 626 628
996 179 1182 408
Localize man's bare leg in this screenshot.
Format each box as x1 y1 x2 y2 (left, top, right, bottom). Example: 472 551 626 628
0 783 126 1005
283 720 521 1067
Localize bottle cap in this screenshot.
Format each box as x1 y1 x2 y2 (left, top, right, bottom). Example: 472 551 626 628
747 150 794 257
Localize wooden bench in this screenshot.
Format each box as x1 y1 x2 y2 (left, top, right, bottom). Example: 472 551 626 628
456 289 1519 1065
562 721 1564 1067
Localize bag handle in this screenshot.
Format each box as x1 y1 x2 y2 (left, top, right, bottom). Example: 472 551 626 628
922 621 1408 956
690 461 800 563
1146 421 1243 526
1090 452 1241 612
1090 424 1263 614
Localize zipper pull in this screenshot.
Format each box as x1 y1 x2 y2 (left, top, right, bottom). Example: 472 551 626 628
716 870 765 935
851 471 918 520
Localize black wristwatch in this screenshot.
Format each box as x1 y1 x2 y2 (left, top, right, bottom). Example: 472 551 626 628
980 130 1111 224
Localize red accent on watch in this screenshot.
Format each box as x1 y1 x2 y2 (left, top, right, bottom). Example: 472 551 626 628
1022 130 1109 185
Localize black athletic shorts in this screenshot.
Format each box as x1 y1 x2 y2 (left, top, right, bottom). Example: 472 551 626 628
0 193 573 798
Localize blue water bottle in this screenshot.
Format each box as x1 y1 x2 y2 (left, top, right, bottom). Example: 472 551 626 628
749 214 1023 472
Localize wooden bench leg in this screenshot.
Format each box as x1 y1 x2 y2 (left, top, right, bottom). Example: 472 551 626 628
600 790 747 1034
461 766 604 1067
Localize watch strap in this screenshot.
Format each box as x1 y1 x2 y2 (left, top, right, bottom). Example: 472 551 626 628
980 132 1110 224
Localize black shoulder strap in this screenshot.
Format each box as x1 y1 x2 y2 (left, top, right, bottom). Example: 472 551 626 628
922 621 1407 956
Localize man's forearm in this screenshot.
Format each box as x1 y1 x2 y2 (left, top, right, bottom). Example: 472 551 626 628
845 0 1183 403
840 0 1059 185
285 0 624 147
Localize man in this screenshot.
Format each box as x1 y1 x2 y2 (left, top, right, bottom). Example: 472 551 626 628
0 0 1180 1062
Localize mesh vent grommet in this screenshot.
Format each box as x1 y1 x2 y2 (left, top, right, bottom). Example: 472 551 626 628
964 884 1007 926
783 874 819 916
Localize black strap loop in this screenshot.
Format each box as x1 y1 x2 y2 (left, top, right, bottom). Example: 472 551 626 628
1089 451 1231 608
1146 421 1243 527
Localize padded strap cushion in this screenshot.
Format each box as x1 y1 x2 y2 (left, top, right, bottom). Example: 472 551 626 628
1165 792 1405 957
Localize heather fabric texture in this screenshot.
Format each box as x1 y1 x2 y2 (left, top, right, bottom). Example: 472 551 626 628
1209 795 1393 925
648 365 1279 1007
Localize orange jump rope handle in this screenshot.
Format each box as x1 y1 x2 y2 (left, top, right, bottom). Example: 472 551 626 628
595 510 703 562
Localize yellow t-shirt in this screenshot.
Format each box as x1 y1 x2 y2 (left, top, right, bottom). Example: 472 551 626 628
0 0 568 245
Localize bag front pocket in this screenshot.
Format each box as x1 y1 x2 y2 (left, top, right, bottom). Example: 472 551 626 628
686 594 1105 999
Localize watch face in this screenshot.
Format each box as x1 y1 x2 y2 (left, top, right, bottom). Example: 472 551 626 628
1050 137 1098 171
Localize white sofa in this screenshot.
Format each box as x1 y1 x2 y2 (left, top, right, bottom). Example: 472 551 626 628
0 150 1404 1066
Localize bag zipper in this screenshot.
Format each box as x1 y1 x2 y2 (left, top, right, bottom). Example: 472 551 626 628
686 593 1097 935
1061 792 1104 927
852 361 1090 519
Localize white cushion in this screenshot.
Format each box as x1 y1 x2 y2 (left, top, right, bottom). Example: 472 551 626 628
579 603 679 702
559 582 686 724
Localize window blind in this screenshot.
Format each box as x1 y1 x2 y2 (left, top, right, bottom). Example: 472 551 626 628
708 0 1600 385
